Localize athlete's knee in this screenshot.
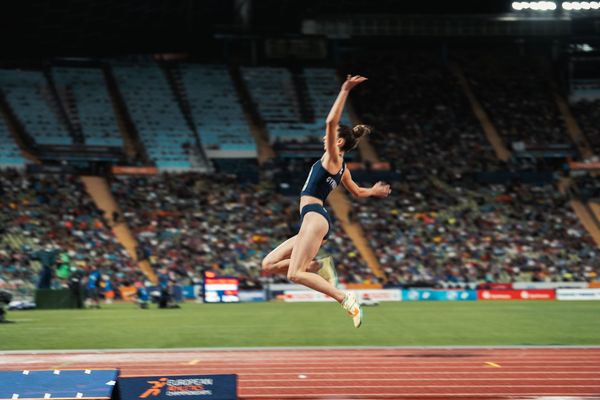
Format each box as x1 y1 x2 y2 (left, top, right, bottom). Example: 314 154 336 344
287 270 303 284
261 256 274 272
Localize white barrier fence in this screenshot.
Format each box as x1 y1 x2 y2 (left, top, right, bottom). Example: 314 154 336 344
283 289 401 302
556 289 600 301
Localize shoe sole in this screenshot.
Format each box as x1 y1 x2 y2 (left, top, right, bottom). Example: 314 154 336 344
354 307 362 328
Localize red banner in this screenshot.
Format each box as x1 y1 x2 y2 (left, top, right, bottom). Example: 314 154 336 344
478 282 513 290
477 289 555 300
569 161 600 171
112 166 158 175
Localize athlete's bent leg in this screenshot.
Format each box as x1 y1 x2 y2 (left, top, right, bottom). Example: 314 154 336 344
261 234 319 275
287 213 345 303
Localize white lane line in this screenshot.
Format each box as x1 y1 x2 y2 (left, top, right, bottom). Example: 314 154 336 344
121 371 600 375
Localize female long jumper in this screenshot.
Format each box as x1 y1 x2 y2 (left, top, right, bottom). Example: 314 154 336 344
261 75 391 327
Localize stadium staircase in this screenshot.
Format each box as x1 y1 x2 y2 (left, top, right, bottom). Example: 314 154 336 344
229 65 275 164
161 63 212 171
101 64 149 163
0 93 39 163
43 70 83 144
290 67 315 123
327 189 385 281
80 176 157 283
451 64 511 162
587 201 600 230
570 199 600 246
553 92 594 160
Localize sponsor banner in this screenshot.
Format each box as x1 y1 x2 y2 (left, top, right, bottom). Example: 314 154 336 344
182 285 197 300
589 282 600 289
117 374 237 400
346 283 383 289
513 282 588 290
478 283 513 290
402 289 477 301
477 290 555 300
557 289 600 301
283 289 401 302
238 290 266 302
112 165 158 175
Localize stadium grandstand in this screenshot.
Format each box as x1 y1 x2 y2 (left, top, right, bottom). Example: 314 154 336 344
1 1 600 399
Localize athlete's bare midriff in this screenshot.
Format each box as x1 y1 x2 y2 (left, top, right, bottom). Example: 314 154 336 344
299 195 324 213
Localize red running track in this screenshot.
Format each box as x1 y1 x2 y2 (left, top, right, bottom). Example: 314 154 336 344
1 347 600 399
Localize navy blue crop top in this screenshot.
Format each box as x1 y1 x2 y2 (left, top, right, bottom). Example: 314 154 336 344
300 159 346 202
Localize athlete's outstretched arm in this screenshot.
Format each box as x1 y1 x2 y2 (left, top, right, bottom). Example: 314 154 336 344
341 168 391 198
325 75 367 156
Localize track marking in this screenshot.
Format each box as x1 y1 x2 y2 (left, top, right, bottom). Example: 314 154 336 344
121 371 600 375
485 362 501 368
240 394 600 398
240 378 600 382
242 385 600 388
187 359 200 365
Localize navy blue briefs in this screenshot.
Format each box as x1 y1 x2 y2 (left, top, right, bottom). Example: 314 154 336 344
300 203 332 240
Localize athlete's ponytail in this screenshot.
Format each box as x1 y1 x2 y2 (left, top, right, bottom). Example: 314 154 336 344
339 124 372 152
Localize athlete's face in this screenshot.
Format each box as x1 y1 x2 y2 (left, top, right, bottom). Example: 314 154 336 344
322 133 344 150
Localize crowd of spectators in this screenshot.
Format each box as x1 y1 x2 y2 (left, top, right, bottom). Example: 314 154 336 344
0 169 139 293
2 50 599 292
351 177 598 287
341 49 597 286
459 49 570 148
110 172 373 288
570 173 600 201
345 51 504 176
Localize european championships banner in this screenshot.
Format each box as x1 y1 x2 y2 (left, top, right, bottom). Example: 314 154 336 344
117 374 237 400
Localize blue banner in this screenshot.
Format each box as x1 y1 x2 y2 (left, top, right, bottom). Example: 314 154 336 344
402 289 477 301
238 291 266 302
117 374 237 400
182 285 198 299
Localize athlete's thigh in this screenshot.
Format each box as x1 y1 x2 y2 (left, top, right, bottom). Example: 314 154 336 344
288 213 328 273
263 234 298 264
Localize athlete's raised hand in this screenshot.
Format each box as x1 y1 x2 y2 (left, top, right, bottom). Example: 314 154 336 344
342 74 368 92
371 181 391 197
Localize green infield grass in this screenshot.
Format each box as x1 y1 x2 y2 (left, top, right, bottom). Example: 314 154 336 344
1 301 599 350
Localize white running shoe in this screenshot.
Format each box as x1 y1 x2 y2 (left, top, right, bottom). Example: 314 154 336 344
317 256 339 288
341 291 362 328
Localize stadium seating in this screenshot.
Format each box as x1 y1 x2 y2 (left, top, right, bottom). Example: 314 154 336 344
242 67 353 144
111 62 196 169
179 64 256 155
51 67 122 146
304 68 352 126
0 69 72 146
0 117 25 167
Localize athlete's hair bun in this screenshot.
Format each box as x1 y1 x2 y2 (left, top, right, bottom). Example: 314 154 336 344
352 124 372 139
